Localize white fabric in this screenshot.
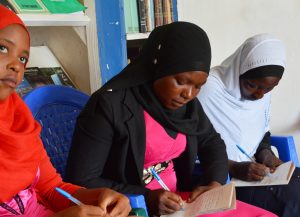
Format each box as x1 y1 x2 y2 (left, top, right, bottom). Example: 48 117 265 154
198 33 286 162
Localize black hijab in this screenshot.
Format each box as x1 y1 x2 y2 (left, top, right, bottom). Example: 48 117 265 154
100 22 212 136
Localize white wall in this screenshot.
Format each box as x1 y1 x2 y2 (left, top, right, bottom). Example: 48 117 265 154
177 0 300 156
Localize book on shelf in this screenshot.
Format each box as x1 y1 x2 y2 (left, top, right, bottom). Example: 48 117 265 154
16 66 76 97
7 0 49 14
231 161 295 187
137 0 147 33
124 0 139 33
16 45 76 97
6 0 85 14
154 0 163 27
162 183 236 217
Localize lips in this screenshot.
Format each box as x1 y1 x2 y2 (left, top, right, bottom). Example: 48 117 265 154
0 77 17 88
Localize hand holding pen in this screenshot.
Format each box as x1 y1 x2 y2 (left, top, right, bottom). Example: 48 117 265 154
150 168 183 214
235 145 271 180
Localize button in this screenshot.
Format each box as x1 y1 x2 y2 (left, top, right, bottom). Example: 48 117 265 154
157 44 161 50
153 59 157 64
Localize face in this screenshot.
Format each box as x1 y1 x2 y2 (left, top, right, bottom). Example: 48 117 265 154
153 71 208 110
239 76 281 100
0 24 29 101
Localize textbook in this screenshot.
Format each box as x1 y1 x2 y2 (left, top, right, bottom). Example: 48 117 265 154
231 161 295 187
16 67 76 97
161 183 236 217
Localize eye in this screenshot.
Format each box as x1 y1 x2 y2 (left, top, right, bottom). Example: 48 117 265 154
0 45 8 54
19 56 28 64
245 81 257 89
176 78 186 85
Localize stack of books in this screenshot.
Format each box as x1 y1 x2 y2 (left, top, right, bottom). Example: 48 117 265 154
0 0 86 14
124 0 174 34
16 46 77 97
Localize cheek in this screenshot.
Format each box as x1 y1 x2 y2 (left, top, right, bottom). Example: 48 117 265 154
16 68 25 85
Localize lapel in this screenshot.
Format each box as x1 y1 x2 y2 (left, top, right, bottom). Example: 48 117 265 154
122 90 146 181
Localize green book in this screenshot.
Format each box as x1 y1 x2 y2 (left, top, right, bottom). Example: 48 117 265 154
8 0 49 13
41 0 86 14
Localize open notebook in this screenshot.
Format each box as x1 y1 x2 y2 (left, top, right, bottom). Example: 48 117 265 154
161 183 236 217
231 161 295 187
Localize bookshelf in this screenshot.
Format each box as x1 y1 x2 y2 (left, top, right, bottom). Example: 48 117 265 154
19 0 100 94
94 0 178 85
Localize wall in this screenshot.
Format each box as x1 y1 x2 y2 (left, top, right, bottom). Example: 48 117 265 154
177 0 300 155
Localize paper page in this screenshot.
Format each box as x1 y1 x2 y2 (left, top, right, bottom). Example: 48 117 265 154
232 161 295 187
162 183 235 217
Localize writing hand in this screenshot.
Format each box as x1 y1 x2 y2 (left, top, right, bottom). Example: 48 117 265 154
96 188 131 217
146 189 183 215
230 161 270 181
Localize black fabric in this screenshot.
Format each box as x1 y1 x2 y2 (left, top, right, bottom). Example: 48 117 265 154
99 22 211 137
100 21 211 92
132 83 210 136
236 167 300 217
254 131 275 160
240 65 284 79
65 89 229 195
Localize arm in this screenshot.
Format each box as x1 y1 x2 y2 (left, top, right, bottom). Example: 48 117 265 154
254 132 282 171
65 92 149 195
36 144 131 216
188 116 228 202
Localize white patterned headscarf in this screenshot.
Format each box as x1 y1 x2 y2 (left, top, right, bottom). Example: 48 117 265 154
198 33 286 161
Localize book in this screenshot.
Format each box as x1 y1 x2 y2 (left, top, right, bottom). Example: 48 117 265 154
161 183 236 217
16 45 77 97
8 0 49 14
154 0 163 27
41 0 86 14
231 161 295 187
137 0 147 33
16 66 76 97
124 0 139 33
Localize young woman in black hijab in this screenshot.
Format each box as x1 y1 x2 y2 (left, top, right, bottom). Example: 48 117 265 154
65 22 276 216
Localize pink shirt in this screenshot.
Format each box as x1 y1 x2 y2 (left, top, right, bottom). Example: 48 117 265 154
143 111 186 191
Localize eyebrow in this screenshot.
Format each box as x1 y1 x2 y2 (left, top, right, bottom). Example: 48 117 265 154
0 38 29 56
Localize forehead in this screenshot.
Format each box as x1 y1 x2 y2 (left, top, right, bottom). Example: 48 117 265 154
0 24 30 49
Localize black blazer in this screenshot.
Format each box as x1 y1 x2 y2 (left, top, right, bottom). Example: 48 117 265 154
65 88 228 196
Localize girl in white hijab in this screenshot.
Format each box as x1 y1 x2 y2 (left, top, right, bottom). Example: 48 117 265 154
198 33 300 217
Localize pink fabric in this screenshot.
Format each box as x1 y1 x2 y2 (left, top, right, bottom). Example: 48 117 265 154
143 111 186 191
178 192 277 217
0 168 54 217
143 111 277 217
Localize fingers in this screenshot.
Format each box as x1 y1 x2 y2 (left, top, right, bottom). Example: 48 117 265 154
97 189 131 217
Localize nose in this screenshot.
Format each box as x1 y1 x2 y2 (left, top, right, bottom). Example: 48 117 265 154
7 58 21 73
181 86 193 100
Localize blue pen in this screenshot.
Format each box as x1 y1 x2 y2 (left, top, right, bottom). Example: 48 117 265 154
150 168 170 191
55 187 82 205
236 144 255 162
150 168 184 210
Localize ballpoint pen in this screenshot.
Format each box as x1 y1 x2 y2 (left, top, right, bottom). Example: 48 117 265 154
236 145 271 176
150 168 170 191
55 187 83 205
236 144 255 162
150 168 184 210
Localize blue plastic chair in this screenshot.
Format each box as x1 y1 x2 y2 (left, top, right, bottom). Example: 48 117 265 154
270 135 299 167
127 194 149 217
24 85 89 179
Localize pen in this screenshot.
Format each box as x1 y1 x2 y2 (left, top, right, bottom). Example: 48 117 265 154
150 168 184 210
236 144 255 162
150 168 170 191
55 187 82 205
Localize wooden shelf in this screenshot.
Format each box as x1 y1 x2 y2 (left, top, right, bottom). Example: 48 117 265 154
18 14 90 27
126 32 150 40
